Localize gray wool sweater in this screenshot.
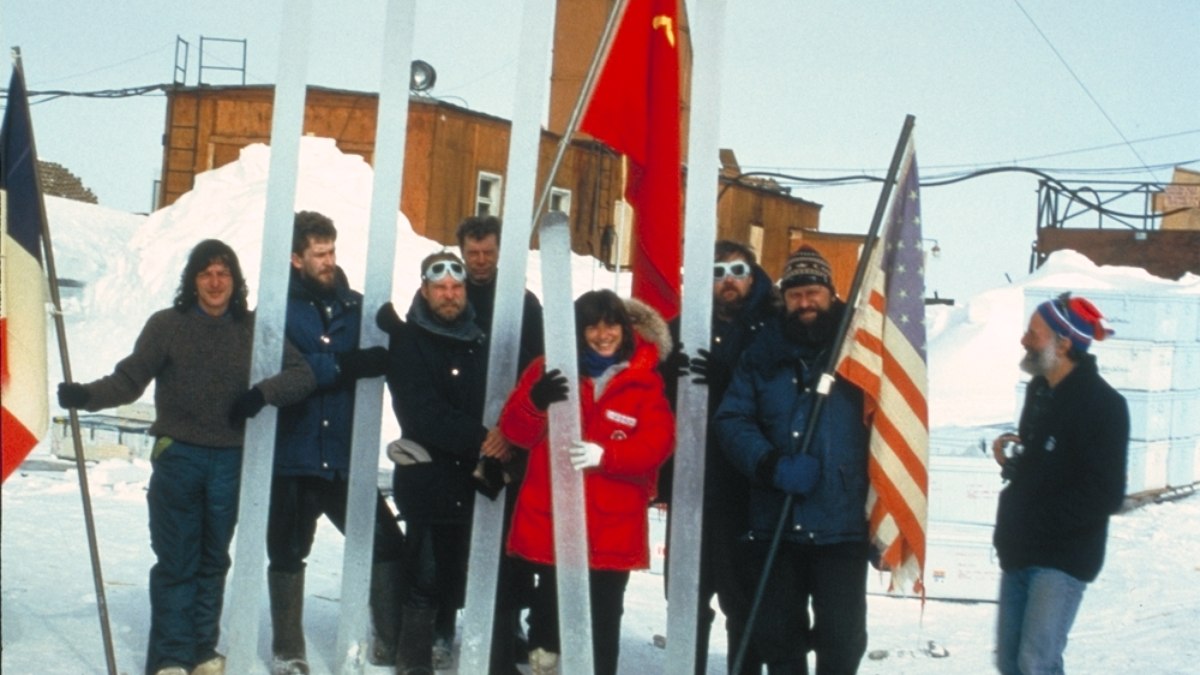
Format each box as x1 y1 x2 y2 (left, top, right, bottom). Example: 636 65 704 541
81 307 316 448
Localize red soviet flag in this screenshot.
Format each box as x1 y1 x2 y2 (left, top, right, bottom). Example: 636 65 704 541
580 0 682 321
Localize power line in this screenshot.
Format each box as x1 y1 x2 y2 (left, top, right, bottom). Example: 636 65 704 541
26 42 176 87
1010 0 1160 181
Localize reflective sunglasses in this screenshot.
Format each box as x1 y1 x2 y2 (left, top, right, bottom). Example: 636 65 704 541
423 260 466 282
713 261 751 280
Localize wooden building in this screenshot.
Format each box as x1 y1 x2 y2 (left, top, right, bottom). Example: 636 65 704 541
158 85 842 283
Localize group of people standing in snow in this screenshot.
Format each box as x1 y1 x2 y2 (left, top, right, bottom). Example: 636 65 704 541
60 209 1128 675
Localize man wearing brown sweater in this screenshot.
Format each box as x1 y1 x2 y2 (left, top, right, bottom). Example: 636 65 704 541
58 239 315 675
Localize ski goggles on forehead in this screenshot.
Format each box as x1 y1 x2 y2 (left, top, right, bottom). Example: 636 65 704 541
423 260 465 282
713 261 751 280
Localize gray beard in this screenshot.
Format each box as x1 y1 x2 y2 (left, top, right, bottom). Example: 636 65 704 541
1019 341 1059 377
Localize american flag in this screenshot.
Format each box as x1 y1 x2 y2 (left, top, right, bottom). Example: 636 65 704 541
836 141 928 594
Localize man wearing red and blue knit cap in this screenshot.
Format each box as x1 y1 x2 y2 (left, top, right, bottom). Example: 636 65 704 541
991 292 1129 675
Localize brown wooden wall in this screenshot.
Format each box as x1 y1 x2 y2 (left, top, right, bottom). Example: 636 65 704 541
159 85 827 270
1038 229 1200 281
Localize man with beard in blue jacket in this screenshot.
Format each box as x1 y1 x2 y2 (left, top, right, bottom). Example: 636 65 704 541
714 246 870 675
266 212 405 675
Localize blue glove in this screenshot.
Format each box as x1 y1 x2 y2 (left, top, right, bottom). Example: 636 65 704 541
772 453 820 496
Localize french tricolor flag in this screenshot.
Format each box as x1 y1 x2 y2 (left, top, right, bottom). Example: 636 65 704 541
1 61 50 482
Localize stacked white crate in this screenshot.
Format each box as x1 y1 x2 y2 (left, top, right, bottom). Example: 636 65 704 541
1022 284 1200 493
870 425 1010 602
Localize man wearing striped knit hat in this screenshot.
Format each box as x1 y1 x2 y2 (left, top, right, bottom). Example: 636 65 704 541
992 292 1129 675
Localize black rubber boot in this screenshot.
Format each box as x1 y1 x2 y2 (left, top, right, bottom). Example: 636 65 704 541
369 561 404 666
395 605 437 675
268 569 309 675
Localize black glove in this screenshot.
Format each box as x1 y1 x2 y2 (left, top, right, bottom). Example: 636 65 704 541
337 346 389 381
529 368 568 411
689 348 712 385
1000 453 1022 482
473 457 507 501
375 302 403 335
229 387 266 427
662 342 690 380
57 382 89 409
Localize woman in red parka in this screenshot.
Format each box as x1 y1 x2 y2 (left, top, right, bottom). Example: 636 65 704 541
499 289 675 675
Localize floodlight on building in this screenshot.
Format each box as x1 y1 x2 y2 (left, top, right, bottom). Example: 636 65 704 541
924 238 941 257
410 60 437 92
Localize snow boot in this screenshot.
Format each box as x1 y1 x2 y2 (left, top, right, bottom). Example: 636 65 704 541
395 605 436 675
528 647 559 675
369 560 404 666
268 569 309 675
190 654 225 675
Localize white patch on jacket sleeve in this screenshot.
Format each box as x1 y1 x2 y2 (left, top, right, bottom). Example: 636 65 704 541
604 409 638 428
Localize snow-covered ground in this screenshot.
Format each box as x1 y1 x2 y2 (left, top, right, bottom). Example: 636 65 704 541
4 139 1198 673
4 461 1197 673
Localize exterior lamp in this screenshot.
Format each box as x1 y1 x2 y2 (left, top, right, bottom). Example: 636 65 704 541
410 60 437 92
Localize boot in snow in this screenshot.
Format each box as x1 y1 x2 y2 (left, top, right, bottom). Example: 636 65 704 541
528 647 559 675
369 560 404 666
268 569 309 675
395 605 437 675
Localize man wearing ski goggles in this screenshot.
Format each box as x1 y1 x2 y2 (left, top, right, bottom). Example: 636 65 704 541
423 258 466 283
420 253 468 322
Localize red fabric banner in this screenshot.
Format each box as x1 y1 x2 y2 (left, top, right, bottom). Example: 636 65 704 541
580 0 682 321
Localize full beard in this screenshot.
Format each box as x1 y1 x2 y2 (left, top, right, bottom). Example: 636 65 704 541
783 306 839 347
1020 340 1059 377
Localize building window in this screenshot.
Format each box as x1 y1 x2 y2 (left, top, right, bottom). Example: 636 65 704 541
749 224 764 262
549 187 572 216
606 199 634 269
476 171 502 217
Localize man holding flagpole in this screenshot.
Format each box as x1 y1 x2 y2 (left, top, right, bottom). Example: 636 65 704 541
714 246 871 674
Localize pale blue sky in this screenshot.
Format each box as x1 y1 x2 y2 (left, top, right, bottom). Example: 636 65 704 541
4 0 1198 300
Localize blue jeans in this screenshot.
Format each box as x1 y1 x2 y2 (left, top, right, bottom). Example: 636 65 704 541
145 441 241 674
996 566 1086 675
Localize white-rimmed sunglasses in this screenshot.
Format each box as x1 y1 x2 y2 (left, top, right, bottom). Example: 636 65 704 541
423 260 466 282
713 261 751 280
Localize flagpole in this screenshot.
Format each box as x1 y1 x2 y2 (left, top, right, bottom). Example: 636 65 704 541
13 47 120 675
529 0 630 226
731 114 915 674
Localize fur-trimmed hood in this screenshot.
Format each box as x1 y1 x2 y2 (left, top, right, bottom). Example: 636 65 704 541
624 297 673 363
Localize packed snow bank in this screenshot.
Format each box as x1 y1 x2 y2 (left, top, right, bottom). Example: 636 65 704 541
926 250 1200 428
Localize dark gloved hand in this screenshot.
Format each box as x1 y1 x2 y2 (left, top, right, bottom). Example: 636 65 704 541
689 348 712 385
473 457 508 501
337 346 389 380
662 342 690 380
375 302 403 334
57 382 90 409
228 387 266 427
1000 453 1022 482
529 368 569 411
772 453 820 496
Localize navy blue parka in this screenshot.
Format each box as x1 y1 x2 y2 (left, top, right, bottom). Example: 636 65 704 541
274 267 363 479
714 306 869 546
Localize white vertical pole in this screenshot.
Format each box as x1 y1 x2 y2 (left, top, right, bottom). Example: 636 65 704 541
458 0 556 670
225 1 314 673
665 1 728 674
539 211 595 675
334 1 416 672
